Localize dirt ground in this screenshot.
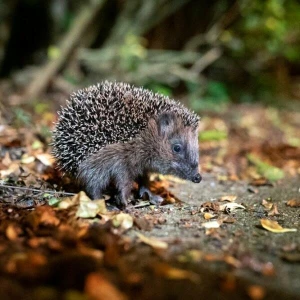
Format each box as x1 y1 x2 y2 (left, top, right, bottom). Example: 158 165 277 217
0 102 300 299
127 175 300 300
0 174 299 300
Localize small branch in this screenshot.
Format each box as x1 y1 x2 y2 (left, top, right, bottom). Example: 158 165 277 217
24 0 107 100
191 48 222 74
0 184 75 196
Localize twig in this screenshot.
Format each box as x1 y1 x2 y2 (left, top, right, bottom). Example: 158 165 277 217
0 184 75 196
191 48 222 74
133 201 151 208
24 0 107 100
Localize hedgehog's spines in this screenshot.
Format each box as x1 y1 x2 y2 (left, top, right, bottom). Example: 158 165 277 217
52 81 199 174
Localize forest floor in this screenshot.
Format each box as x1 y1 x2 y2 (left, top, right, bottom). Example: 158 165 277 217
0 101 300 300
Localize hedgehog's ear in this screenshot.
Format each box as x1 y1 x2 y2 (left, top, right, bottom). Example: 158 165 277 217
157 112 175 136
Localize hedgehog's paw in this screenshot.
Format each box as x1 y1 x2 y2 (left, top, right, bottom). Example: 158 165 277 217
114 195 127 209
139 186 163 205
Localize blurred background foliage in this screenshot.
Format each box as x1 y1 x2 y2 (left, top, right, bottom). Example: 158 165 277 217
0 0 299 112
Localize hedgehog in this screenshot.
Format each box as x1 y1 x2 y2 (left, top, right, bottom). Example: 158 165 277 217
52 81 202 207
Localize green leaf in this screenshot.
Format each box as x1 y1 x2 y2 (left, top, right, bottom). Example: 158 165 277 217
48 197 60 206
199 130 228 142
147 83 172 96
206 81 229 101
247 154 285 181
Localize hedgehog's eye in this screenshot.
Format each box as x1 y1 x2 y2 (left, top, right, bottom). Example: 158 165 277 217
172 144 182 153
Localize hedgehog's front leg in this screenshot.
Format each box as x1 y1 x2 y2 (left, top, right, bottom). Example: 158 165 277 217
137 174 163 205
77 157 110 200
114 172 132 208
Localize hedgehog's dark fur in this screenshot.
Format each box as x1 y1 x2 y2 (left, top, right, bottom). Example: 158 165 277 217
52 81 199 174
52 81 201 207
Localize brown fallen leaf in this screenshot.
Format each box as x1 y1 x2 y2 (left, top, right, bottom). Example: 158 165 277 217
76 192 107 218
203 253 241 268
222 216 236 223
79 247 104 260
202 220 221 229
268 204 279 216
163 194 176 204
6 252 47 274
6 224 20 241
262 199 273 210
0 162 21 178
200 201 220 212
286 199 300 208
112 213 133 231
205 228 223 240
204 212 216 220
39 207 60 226
220 195 237 202
57 196 79 209
123 272 144 285
260 219 297 233
21 154 35 164
153 263 199 282
35 153 55 166
220 274 236 292
223 255 241 268
250 178 273 186
2 152 12 166
27 237 45 248
136 232 168 250
85 273 127 300
247 285 266 300
177 250 204 263
219 203 245 212
26 206 60 230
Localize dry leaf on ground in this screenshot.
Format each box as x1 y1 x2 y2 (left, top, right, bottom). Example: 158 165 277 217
247 285 266 300
286 199 300 207
35 153 55 166
220 195 237 202
219 203 245 212
85 273 127 300
222 216 236 223
153 263 199 282
268 204 279 216
0 162 21 177
56 191 107 218
260 219 297 233
200 201 220 212
26 206 60 229
76 198 107 218
6 224 21 241
262 199 273 210
204 212 216 220
21 154 35 164
112 213 133 231
136 232 168 250
202 220 221 229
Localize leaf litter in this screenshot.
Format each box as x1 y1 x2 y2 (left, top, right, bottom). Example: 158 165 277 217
0 104 299 298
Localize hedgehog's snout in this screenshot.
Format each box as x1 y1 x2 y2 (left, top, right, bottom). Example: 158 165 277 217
192 173 202 183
